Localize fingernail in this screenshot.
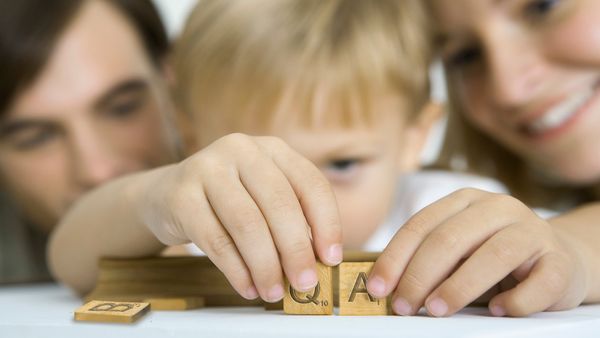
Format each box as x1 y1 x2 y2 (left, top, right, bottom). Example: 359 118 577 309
393 297 412 316
267 284 284 302
327 244 343 265
246 285 259 299
427 298 448 317
367 275 386 297
297 269 318 291
490 305 505 317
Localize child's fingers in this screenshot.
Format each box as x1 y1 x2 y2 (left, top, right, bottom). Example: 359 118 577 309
387 197 522 315
257 136 343 266
367 188 484 298
238 150 319 293
422 224 540 317
204 169 285 302
489 252 573 317
182 200 258 300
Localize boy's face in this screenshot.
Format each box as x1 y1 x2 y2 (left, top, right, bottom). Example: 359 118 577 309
193 96 428 249
274 113 407 249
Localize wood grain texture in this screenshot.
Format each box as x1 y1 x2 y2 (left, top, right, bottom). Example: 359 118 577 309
264 300 283 311
85 252 380 309
86 256 260 306
284 262 333 315
145 297 205 310
339 262 388 315
74 300 150 323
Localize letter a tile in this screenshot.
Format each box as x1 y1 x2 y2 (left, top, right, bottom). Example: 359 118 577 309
284 262 333 315
339 262 388 315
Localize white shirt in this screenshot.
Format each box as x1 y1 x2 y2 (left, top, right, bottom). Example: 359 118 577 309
363 170 557 251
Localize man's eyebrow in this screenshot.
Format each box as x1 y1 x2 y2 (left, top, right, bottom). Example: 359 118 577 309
93 78 149 110
0 119 55 138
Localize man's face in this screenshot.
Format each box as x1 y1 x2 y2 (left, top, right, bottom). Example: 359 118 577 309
0 0 177 232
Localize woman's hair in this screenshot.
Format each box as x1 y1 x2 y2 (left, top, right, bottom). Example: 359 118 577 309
174 0 431 147
0 0 169 115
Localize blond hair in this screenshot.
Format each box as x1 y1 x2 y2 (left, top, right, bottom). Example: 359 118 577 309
173 0 431 147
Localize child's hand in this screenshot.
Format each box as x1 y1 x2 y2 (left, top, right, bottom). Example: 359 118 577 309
139 133 343 302
366 188 589 317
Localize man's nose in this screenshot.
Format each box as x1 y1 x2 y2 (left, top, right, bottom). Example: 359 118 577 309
71 133 128 191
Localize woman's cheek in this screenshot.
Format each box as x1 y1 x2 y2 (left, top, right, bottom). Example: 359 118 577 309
455 74 495 130
546 2 600 66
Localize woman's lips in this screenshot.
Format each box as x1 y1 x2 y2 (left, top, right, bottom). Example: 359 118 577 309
518 83 600 142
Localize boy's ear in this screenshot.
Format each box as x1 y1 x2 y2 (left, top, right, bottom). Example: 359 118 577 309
160 52 176 90
397 101 445 172
161 55 200 156
174 107 200 156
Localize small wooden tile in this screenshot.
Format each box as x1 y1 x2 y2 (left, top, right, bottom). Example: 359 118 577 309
284 262 333 315
74 300 150 323
144 296 205 310
264 300 283 311
343 251 380 262
339 262 388 315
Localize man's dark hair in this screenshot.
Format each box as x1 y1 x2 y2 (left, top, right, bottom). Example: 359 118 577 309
0 0 169 115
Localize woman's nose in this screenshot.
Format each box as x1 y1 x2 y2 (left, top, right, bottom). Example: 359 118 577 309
485 28 547 110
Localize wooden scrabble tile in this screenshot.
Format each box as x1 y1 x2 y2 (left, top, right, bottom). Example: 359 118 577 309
284 262 333 315
87 256 262 307
86 254 380 308
264 300 283 311
343 251 380 262
74 300 150 323
339 262 388 315
144 296 205 310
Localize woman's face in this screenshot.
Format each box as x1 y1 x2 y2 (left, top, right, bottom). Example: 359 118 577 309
432 0 600 184
0 1 177 232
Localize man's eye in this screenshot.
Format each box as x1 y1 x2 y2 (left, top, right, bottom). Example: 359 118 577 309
105 97 144 118
10 128 59 150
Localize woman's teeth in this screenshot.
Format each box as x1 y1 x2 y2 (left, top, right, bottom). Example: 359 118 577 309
526 87 594 135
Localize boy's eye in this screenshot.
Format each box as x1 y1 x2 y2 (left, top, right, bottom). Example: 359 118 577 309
104 96 145 119
328 159 358 172
323 158 362 184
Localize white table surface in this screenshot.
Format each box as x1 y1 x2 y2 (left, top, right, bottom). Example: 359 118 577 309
1 283 599 338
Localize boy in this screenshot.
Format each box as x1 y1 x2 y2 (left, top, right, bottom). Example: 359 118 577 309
50 0 436 303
